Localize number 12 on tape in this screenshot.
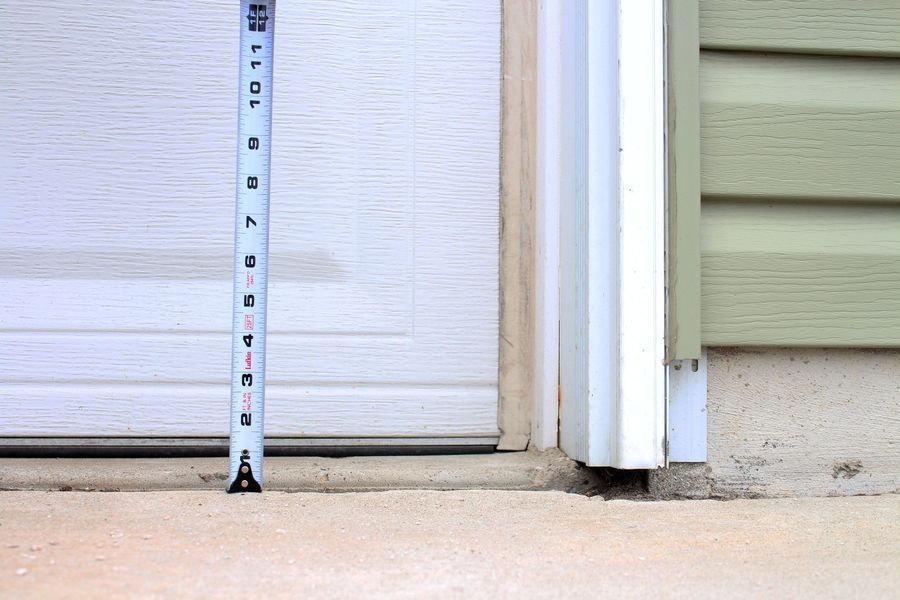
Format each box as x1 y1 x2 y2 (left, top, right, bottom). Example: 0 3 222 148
228 0 275 494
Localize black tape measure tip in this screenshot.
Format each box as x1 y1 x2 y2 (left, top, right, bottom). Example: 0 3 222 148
227 454 262 493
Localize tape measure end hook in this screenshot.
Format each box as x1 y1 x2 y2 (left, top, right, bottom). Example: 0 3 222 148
227 449 263 493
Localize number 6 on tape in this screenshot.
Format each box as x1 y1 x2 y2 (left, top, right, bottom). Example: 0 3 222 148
228 0 275 493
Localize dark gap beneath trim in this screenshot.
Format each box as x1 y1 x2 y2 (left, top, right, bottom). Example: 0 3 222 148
0 445 496 459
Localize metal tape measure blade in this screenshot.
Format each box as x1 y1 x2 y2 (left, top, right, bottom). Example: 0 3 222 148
228 0 275 493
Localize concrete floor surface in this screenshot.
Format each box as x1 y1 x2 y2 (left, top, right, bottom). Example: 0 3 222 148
1 491 897 599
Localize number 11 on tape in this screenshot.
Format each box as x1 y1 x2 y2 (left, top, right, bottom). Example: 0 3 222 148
228 0 275 493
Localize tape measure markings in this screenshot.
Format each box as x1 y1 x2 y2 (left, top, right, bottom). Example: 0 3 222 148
228 0 275 494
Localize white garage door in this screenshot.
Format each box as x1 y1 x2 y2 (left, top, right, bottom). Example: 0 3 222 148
1 1 500 444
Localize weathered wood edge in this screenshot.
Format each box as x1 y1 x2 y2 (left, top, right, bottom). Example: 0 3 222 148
498 0 537 450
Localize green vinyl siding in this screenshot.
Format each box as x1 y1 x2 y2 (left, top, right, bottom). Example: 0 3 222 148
701 52 900 203
699 0 900 58
666 0 701 360
702 202 900 346
668 0 900 347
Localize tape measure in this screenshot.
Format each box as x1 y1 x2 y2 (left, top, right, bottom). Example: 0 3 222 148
228 0 276 493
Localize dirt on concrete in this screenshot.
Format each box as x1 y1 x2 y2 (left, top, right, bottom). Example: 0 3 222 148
0 491 897 598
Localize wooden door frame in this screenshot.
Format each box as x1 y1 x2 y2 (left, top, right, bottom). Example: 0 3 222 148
497 0 541 451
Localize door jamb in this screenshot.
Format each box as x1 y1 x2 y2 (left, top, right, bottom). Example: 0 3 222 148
537 0 667 467
531 0 562 450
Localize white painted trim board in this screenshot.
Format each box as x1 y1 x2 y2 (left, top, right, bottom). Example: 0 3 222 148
555 0 667 468
532 0 562 450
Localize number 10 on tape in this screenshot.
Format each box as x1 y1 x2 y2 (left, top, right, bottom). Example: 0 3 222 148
228 0 275 493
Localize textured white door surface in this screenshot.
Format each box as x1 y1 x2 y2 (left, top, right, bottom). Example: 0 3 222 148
0 1 500 440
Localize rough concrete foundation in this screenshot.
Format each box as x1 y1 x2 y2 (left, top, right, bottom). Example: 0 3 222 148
653 347 900 498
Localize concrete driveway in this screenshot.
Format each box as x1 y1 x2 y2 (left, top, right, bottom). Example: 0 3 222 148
1 491 897 598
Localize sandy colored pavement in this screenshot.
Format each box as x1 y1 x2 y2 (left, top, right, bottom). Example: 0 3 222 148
1 491 897 599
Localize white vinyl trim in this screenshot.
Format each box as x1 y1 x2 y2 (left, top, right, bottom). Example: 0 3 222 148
667 349 709 463
555 0 667 468
615 0 667 468
533 0 563 450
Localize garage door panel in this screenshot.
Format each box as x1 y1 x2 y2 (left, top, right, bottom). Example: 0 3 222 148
4 280 410 334
1 0 500 439
2 327 498 386
4 383 498 437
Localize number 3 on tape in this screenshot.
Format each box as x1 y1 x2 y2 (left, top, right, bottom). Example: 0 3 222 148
228 0 275 494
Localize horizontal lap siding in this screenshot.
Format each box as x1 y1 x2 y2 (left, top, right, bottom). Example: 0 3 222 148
701 53 900 203
702 202 900 346
700 0 900 57
698 1 900 346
